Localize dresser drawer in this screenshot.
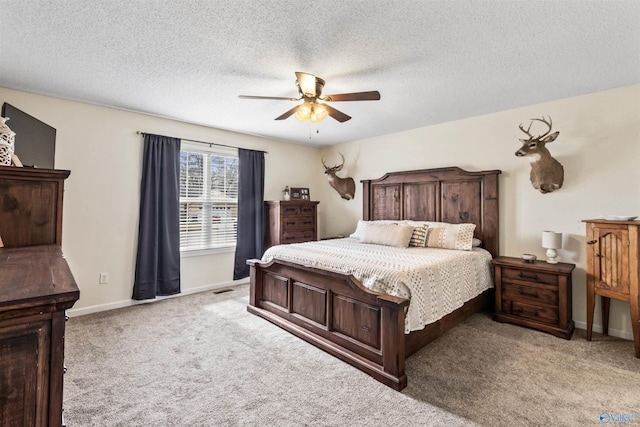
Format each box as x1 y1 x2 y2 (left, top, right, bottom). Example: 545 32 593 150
281 205 301 216
502 267 558 286
502 282 558 306
300 205 316 216
282 216 315 230
282 230 315 243
508 300 559 325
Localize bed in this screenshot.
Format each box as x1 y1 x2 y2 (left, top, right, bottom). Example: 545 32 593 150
247 166 501 390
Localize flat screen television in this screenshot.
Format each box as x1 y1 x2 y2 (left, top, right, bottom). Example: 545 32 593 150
1 103 56 169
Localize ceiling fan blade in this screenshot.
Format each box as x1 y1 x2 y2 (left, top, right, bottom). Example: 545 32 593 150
274 105 303 121
295 71 323 97
323 104 352 122
239 95 299 101
323 91 381 102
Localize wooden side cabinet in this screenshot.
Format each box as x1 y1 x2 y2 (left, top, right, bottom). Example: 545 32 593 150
264 200 319 250
583 219 640 358
0 166 70 248
492 256 575 339
0 245 79 427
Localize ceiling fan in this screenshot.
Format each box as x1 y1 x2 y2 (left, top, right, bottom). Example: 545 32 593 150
238 72 381 123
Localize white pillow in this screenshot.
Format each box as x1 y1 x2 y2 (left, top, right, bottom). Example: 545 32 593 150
349 220 398 239
359 223 415 247
424 222 476 251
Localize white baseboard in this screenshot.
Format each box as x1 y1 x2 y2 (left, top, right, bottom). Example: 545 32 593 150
67 279 250 317
574 320 634 341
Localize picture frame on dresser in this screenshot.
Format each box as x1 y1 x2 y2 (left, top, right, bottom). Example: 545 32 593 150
290 187 310 200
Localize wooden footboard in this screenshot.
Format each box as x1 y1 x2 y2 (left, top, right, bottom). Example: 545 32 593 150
247 258 410 390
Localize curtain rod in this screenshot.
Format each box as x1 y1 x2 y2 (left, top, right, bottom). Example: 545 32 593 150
136 131 268 154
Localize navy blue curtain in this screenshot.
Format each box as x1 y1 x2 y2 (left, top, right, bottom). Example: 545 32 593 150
132 134 181 300
233 148 265 280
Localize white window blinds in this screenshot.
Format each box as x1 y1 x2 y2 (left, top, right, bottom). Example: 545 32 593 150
179 143 238 252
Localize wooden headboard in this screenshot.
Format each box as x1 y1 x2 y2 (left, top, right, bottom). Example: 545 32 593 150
361 167 501 257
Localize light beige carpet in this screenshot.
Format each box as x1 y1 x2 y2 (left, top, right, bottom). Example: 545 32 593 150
63 285 640 426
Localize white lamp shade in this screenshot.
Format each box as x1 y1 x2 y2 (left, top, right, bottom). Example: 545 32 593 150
542 231 562 249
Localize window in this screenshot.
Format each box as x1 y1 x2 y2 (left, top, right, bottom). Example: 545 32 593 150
179 142 238 252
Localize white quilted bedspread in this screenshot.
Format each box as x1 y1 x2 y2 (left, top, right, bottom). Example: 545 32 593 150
261 238 494 333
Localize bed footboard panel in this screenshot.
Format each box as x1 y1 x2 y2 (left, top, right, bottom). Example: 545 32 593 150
248 258 409 390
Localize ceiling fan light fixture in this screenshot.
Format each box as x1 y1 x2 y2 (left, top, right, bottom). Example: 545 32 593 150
295 102 313 122
240 72 378 123
295 102 328 123
310 103 328 123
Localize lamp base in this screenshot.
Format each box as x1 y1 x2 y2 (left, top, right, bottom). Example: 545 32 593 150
546 248 559 264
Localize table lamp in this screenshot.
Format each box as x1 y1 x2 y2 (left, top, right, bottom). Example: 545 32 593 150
542 231 562 264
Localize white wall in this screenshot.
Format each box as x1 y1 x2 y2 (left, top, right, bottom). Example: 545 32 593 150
0 87 324 314
319 84 640 339
2 84 639 339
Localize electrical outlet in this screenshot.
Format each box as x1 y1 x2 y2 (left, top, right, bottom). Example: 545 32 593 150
99 273 109 284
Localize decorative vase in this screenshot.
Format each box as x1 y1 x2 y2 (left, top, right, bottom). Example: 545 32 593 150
0 117 16 166
283 186 291 201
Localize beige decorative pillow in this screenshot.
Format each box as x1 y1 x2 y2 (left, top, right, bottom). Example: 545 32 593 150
359 223 415 247
425 222 476 251
408 224 429 247
349 220 399 240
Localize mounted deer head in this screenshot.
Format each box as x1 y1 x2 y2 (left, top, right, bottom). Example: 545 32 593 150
322 153 355 200
515 116 564 194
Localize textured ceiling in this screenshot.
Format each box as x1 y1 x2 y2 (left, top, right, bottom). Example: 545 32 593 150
1 1 638 147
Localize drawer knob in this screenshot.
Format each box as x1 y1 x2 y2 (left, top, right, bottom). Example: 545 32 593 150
286 221 296 225
361 325 371 332
285 236 295 240
519 272 539 281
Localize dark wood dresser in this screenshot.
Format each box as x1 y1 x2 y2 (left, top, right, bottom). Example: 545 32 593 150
0 245 79 426
0 166 79 427
264 200 319 250
492 256 575 339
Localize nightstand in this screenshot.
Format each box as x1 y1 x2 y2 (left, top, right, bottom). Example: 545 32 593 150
492 256 575 339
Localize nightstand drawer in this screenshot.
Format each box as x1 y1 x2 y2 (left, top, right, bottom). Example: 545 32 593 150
282 216 315 230
502 267 558 286
502 282 558 306
509 301 559 325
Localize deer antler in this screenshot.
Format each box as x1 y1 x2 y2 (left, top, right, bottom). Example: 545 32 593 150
530 116 553 139
518 121 534 139
322 153 345 171
519 116 553 140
